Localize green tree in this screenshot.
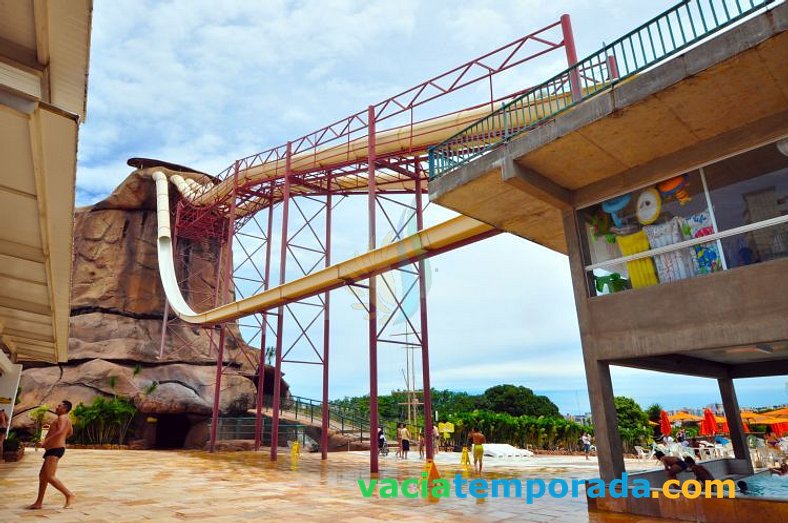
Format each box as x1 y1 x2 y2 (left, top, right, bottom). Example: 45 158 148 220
614 396 651 453
614 396 649 430
646 403 663 422
481 385 560 417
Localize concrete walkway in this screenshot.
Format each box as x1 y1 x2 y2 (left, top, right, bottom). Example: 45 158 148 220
1 449 660 522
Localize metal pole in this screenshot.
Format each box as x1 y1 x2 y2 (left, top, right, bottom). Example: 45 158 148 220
255 198 275 451
158 301 170 359
367 105 379 474
415 167 434 460
560 14 582 102
271 143 292 461
209 161 240 452
321 193 332 460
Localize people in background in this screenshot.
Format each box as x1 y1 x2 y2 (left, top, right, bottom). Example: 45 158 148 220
581 433 592 460
683 456 714 482
769 461 788 476
655 450 688 481
400 424 411 460
396 423 403 458
469 427 486 474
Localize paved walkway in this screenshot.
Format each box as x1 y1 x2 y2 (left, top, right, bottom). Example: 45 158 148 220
1 449 661 522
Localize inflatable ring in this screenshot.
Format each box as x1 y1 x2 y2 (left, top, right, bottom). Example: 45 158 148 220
657 175 692 205
601 194 631 228
636 188 662 225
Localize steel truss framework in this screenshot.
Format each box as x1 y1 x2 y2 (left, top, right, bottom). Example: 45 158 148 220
158 16 578 473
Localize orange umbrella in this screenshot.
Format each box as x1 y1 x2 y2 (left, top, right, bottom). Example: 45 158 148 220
719 417 751 434
740 411 785 424
660 410 672 437
669 411 703 423
763 407 788 418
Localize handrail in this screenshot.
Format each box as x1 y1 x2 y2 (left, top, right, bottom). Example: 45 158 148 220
428 0 777 180
249 394 427 442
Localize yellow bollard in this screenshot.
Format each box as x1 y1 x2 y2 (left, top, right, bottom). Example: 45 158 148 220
290 441 300 458
460 446 471 467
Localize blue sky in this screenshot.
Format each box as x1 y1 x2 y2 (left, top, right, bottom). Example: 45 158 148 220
77 0 787 414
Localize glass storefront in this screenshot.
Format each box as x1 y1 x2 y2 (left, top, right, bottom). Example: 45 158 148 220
578 139 788 297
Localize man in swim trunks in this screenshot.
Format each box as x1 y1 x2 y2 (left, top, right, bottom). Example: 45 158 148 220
654 450 687 481
469 427 486 474
28 400 75 509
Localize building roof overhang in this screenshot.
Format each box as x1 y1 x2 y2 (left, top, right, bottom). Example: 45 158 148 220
0 0 92 363
430 3 788 255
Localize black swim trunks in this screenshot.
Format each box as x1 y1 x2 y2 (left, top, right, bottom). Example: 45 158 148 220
43 447 66 459
402 439 410 451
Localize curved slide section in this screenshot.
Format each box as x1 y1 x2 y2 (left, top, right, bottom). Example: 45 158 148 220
153 171 498 325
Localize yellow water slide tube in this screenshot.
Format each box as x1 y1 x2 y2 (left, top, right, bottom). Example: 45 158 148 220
153 171 495 324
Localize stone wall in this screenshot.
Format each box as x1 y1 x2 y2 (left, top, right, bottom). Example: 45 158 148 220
12 170 286 448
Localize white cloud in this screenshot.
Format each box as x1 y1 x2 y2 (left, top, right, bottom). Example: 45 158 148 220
77 0 784 414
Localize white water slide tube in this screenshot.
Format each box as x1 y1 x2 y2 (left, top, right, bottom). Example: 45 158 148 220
153 171 496 325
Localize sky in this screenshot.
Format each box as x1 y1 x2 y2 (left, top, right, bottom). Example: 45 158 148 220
77 0 787 415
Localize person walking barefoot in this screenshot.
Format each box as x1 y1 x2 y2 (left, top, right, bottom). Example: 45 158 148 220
27 401 76 509
469 427 486 474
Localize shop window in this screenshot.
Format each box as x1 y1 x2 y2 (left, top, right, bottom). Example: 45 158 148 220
578 139 788 297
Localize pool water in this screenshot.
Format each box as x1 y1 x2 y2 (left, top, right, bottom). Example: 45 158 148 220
739 471 788 498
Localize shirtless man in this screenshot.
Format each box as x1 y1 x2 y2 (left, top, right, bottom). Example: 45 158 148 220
683 456 714 482
469 427 486 474
654 450 688 481
28 401 75 509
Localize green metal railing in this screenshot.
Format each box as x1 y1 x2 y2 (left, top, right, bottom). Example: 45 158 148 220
428 0 777 180
215 417 308 446
250 395 406 442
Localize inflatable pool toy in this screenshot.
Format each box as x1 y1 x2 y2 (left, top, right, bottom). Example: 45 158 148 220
636 188 662 225
594 272 629 294
601 194 631 228
616 230 658 288
587 210 616 243
657 175 692 205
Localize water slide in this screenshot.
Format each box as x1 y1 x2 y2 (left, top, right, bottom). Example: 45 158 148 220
156 93 568 217
151 93 563 325
154 171 496 324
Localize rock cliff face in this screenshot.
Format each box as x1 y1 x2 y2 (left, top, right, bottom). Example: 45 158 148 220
12 170 285 448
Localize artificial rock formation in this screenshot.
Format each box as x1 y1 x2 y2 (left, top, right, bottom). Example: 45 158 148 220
12 169 285 448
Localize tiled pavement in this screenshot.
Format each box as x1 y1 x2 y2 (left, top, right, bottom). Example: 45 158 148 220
1 449 664 522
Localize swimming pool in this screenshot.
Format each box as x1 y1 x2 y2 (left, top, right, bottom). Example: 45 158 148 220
739 471 788 498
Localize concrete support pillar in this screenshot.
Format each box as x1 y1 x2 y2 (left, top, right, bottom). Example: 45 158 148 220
561 209 623 481
718 377 753 474
584 358 625 481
